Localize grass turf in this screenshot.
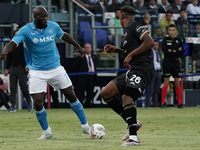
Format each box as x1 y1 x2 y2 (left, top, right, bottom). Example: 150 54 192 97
0 107 200 150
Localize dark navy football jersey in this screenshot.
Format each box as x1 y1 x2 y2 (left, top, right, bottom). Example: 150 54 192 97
123 21 153 69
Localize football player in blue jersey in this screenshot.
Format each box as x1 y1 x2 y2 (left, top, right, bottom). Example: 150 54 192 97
1 6 89 139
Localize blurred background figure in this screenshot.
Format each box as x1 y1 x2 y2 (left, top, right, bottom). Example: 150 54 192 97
4 28 33 112
133 0 147 13
171 0 186 13
107 8 124 43
107 0 121 12
161 24 184 108
186 0 200 14
144 40 162 107
178 25 192 37
147 0 158 14
121 0 133 7
73 43 98 108
154 27 164 37
175 9 188 35
158 10 175 36
141 13 154 35
158 0 172 13
0 77 10 110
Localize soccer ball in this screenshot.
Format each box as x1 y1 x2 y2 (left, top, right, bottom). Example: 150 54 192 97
89 124 105 139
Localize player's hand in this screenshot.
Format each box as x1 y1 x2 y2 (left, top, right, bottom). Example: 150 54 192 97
123 54 131 68
103 44 116 53
178 47 182 51
1 51 7 61
168 49 171 52
4 69 9 76
78 48 85 57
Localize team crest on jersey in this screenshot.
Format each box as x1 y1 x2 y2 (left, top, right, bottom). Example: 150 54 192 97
32 38 38 44
176 40 179 44
49 29 53 34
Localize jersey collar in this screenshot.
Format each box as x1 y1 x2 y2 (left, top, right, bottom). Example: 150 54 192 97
31 21 37 30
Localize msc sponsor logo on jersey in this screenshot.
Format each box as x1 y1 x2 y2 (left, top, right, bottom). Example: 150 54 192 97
32 36 54 44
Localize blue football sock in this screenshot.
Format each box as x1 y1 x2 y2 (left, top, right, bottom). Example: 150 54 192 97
35 107 49 130
70 100 87 125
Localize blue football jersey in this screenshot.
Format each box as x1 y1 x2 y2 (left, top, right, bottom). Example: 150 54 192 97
12 20 64 70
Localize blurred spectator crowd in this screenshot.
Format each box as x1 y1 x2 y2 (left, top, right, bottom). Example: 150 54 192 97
75 0 200 38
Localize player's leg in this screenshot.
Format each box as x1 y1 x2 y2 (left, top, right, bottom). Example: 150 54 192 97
9 67 18 112
174 78 183 108
161 60 171 108
32 93 52 139
61 86 89 134
18 68 32 111
100 76 126 122
144 78 154 107
120 88 141 146
173 61 184 108
0 89 10 110
29 74 52 140
161 77 169 108
100 74 142 141
121 70 152 146
152 71 162 107
51 66 89 134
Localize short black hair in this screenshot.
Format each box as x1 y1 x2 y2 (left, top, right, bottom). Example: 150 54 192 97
165 10 173 15
180 8 186 13
121 6 135 16
115 7 121 12
166 24 176 30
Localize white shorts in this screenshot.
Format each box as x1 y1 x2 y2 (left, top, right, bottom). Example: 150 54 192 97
29 66 72 94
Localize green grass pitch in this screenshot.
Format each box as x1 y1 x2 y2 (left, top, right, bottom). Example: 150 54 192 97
0 107 200 150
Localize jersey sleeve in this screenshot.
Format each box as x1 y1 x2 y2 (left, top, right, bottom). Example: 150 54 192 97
54 22 64 39
12 27 26 46
129 22 149 40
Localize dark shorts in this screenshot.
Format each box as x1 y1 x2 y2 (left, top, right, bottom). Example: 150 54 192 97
163 60 181 78
113 68 154 101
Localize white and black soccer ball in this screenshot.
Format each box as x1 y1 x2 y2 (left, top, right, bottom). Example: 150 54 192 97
89 124 105 139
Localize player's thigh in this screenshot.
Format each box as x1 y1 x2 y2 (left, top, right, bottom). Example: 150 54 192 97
48 67 72 91
172 61 181 78
29 76 47 94
60 86 77 103
100 80 120 100
163 60 172 78
123 70 152 102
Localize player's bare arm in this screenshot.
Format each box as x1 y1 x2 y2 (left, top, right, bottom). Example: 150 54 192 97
1 41 17 61
104 44 125 56
61 32 84 56
123 33 154 68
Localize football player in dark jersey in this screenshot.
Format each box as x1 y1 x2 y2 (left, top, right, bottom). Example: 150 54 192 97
100 6 155 146
161 24 184 108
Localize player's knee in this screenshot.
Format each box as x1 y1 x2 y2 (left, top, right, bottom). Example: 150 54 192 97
32 95 44 111
100 90 110 102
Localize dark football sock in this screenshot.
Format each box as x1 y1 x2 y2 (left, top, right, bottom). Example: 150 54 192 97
105 96 126 122
124 103 137 135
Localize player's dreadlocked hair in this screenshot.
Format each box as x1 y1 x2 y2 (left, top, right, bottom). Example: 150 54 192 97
121 6 136 16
